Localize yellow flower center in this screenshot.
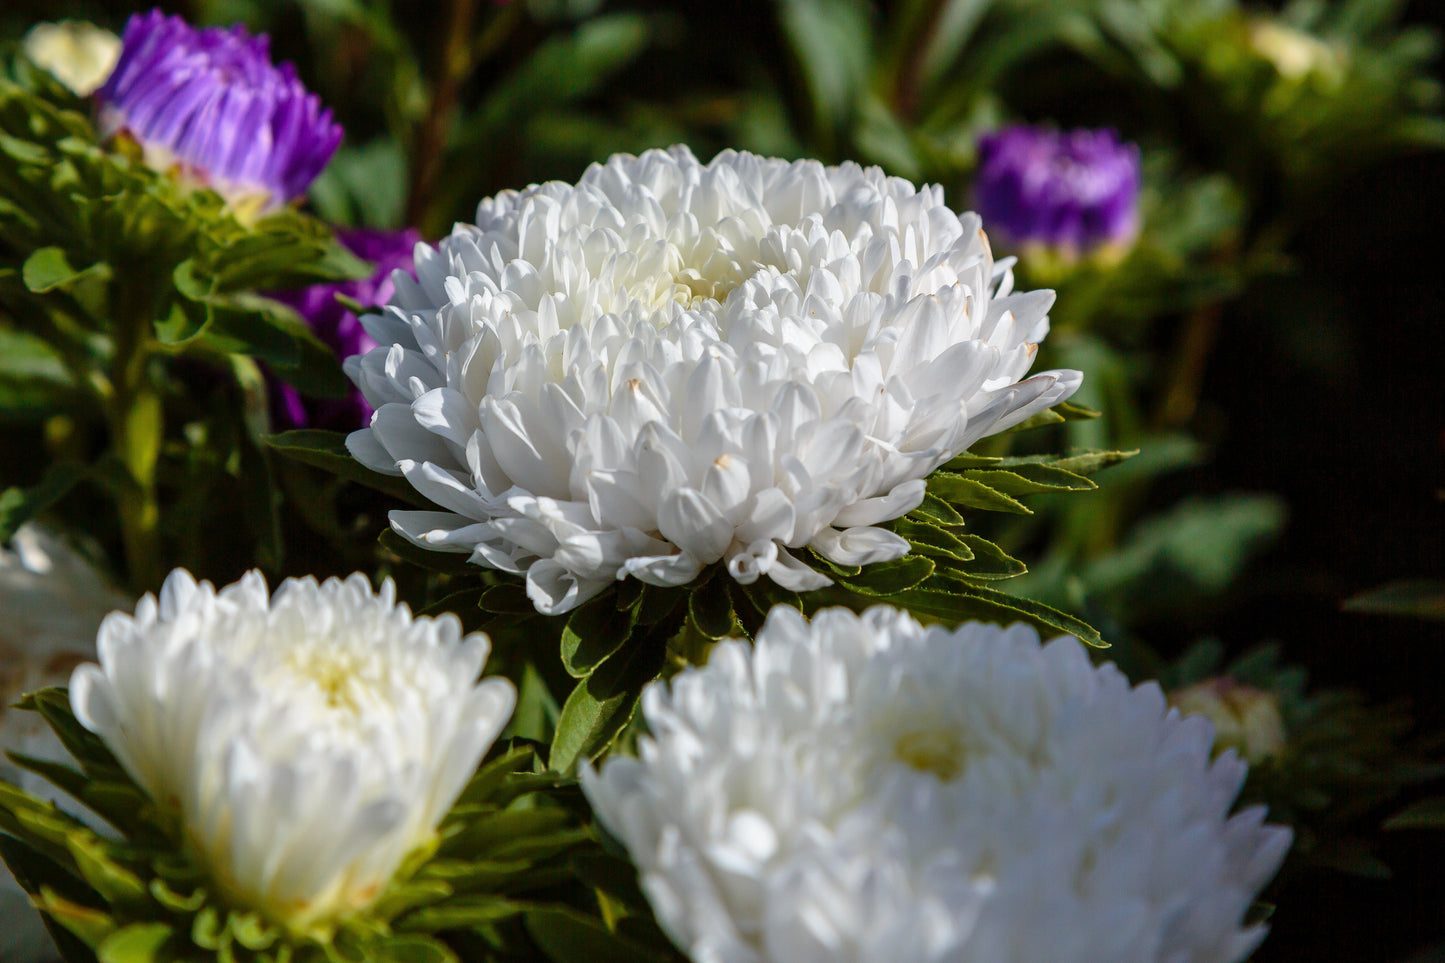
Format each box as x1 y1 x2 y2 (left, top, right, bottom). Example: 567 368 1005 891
894 728 967 782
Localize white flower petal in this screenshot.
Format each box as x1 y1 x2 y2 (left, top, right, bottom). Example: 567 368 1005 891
66 568 515 934
346 147 1080 612
584 608 1291 963
808 526 910 567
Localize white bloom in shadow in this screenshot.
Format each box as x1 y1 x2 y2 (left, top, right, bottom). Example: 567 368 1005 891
68 569 515 936
583 607 1292 963
345 147 1081 614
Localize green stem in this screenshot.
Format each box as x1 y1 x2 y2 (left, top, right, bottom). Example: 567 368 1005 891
106 284 165 592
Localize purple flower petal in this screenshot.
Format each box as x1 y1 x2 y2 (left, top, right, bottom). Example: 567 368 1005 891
974 126 1142 253
268 228 422 430
96 9 342 208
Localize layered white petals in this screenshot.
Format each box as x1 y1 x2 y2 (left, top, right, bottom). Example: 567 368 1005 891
68 569 516 934
583 607 1292 963
346 146 1081 614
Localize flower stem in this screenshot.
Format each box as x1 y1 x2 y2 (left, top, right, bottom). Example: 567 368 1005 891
106 283 165 591
406 0 490 228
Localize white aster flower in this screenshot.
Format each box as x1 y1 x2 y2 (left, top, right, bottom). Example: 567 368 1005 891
22 20 122 97
68 569 516 935
582 606 1292 963
2 525 129 963
345 146 1081 614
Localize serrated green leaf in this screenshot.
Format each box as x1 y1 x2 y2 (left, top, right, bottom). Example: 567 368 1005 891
96 922 174 963
839 555 935 595
550 631 668 774
962 465 1096 496
1040 449 1138 476
948 535 1027 580
561 592 638 678
688 573 736 639
894 582 1105 646
893 518 974 562
926 473 1031 515
910 492 966 526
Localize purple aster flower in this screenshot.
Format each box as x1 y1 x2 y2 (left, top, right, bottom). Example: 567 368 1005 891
96 9 342 210
974 126 1141 255
269 227 421 430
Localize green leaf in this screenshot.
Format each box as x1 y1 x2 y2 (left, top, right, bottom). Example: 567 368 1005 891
1003 400 1101 435
0 460 90 541
225 910 276 951
777 0 874 145
478 582 536 614
525 906 669 963
895 582 1105 646
961 465 1096 496
22 247 111 293
1042 449 1138 477
948 535 1027 580
550 630 668 774
926 473 1031 515
561 591 638 679
568 850 651 910
0 327 77 413
1384 797 1445 830
265 429 433 506
67 835 148 910
839 555 935 595
374 934 463 962
893 518 974 562
910 492 966 526
25 689 123 783
687 573 736 639
442 808 580 861
5 751 90 802
1343 579 1445 621
396 896 528 933
96 923 174 963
